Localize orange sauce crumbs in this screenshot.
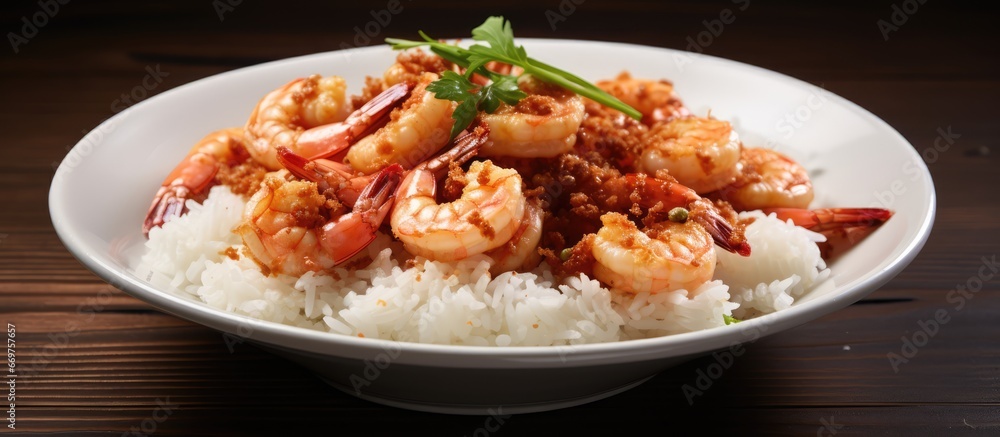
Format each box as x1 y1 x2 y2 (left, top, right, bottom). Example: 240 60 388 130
476 164 492 186
358 333 365 338
532 324 539 329
557 233 598 278
221 247 240 260
215 160 268 196
515 94 556 116
442 161 468 201
377 299 387 307
376 134 395 155
468 210 496 240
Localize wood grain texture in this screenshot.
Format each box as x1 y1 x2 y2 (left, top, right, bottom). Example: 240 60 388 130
1 0 997 435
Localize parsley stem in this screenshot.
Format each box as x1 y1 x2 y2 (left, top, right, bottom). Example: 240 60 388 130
385 16 644 136
385 36 642 121
386 38 496 80
525 58 641 119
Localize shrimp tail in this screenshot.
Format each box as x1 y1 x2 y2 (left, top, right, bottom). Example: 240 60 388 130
695 209 752 257
319 163 404 263
623 173 751 256
763 207 894 259
296 82 413 160
143 185 195 236
277 146 380 206
418 122 491 176
625 173 700 208
142 128 246 236
762 207 894 231
276 146 353 181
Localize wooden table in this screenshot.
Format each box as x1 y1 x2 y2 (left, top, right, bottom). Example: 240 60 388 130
3 1 997 434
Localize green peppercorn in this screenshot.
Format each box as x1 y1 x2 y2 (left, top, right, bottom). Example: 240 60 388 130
668 207 689 223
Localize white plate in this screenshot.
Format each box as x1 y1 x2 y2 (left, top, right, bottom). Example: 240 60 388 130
49 40 935 414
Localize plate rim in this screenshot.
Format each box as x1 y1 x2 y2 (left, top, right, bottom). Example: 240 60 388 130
48 38 936 369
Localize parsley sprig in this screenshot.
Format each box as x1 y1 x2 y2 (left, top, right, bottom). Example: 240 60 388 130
427 71 525 139
385 16 642 138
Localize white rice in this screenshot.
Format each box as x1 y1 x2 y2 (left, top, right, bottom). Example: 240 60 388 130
715 210 831 319
135 186 830 346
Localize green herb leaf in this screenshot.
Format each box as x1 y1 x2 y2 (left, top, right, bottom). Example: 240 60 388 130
386 16 643 135
479 76 526 113
470 16 527 63
426 71 528 138
724 315 741 325
426 70 478 102
464 52 496 78
424 71 481 139
450 98 479 139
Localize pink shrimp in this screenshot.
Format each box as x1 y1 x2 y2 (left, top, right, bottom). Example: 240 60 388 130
245 77 412 170
236 164 403 276
390 124 524 262
763 207 894 259
596 173 752 257
143 82 412 236
143 127 251 236
276 146 376 207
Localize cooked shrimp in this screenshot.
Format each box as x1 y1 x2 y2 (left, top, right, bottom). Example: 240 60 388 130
382 49 454 88
245 75 410 170
621 174 751 256
276 146 374 207
237 165 403 276
763 207 893 259
595 72 689 124
484 197 543 275
143 127 251 235
379 51 512 92
391 125 528 261
345 73 456 174
595 173 751 256
638 115 742 194
592 212 716 294
544 153 750 256
711 147 813 211
351 49 454 109
479 75 585 158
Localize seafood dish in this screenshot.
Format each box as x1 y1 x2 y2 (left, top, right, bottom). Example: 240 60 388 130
136 18 892 347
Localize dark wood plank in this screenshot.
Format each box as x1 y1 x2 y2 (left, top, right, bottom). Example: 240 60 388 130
2 0 997 434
